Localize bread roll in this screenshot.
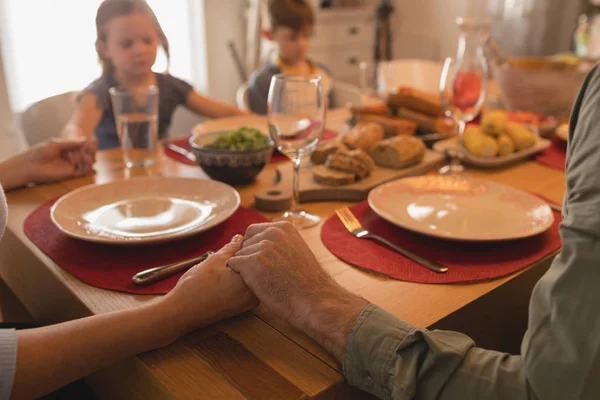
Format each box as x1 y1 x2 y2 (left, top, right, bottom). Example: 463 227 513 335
387 87 444 117
326 148 375 179
312 165 355 186
369 136 426 169
396 107 456 135
349 102 392 116
342 122 385 152
354 114 417 137
311 142 340 165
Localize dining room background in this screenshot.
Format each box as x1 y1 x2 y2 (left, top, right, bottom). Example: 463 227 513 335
0 0 584 159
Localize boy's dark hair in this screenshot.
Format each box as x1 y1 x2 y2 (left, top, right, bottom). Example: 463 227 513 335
268 0 314 31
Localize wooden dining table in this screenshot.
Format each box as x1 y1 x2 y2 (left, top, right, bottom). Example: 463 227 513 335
0 110 566 399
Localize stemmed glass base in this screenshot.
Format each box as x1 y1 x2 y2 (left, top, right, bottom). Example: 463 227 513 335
272 210 320 229
439 147 466 175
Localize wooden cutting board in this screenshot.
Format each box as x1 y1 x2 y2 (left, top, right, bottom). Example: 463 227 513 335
254 150 444 212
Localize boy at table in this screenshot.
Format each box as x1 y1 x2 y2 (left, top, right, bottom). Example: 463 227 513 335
247 0 334 114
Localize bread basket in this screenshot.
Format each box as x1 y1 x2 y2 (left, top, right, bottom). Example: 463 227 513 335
492 57 592 118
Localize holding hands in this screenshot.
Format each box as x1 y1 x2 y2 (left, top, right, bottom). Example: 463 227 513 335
0 138 97 190
228 222 368 361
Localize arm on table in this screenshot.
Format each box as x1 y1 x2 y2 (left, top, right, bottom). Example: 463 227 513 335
61 93 102 140
8 235 257 399
232 65 600 400
0 139 95 191
185 91 248 119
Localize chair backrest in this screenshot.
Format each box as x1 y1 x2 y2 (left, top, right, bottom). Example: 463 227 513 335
20 91 78 146
236 83 250 111
377 59 444 95
236 79 362 112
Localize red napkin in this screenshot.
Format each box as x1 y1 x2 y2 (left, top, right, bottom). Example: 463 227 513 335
321 202 562 284
24 199 268 295
165 129 339 166
534 138 566 171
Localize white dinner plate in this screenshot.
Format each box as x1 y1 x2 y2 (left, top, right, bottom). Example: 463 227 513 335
51 177 240 245
368 175 554 242
433 136 551 168
556 123 569 142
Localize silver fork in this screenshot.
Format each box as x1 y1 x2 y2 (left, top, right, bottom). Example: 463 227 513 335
335 208 448 274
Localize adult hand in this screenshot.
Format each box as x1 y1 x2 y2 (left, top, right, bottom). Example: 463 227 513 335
25 138 96 184
228 222 368 361
163 234 259 338
0 138 97 190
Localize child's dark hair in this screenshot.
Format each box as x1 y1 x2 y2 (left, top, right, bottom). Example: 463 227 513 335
95 0 170 73
268 0 314 31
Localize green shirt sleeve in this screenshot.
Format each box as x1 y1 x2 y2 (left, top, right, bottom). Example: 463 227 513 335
343 65 600 400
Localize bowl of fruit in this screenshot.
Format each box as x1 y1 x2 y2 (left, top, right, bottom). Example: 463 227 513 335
433 110 552 168
189 127 274 185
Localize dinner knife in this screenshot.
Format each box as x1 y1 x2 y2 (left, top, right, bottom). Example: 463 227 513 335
166 142 196 162
132 251 214 286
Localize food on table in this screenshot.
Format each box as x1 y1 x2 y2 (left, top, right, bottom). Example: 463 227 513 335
326 148 375 179
481 110 509 137
205 127 268 151
342 122 385 152
369 136 426 169
354 114 417 137
312 165 356 186
310 142 340 165
387 87 444 117
463 125 499 158
507 110 541 126
504 122 536 151
349 102 392 116
395 107 456 136
497 133 515 156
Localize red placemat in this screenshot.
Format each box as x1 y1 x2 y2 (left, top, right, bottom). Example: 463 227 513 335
165 129 339 166
321 202 562 284
24 199 268 295
534 138 567 171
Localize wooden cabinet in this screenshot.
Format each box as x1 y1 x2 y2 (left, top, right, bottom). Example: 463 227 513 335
308 6 376 85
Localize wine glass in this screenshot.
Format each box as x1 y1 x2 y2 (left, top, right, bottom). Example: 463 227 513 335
438 56 487 174
267 74 325 229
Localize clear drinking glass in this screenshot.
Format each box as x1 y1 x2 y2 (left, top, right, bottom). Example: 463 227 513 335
109 86 159 169
439 17 489 175
267 74 325 229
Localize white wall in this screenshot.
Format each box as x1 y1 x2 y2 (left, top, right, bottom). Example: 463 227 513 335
0 40 25 158
392 0 580 60
202 0 247 104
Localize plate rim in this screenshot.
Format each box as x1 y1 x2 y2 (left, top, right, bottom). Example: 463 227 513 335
367 176 555 242
50 176 241 246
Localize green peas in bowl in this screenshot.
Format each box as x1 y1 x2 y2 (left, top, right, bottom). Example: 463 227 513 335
190 127 274 185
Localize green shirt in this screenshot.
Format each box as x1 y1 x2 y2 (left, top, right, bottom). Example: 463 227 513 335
343 65 600 400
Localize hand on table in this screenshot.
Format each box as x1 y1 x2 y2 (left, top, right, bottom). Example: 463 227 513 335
163 235 259 337
228 222 369 361
0 138 97 190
